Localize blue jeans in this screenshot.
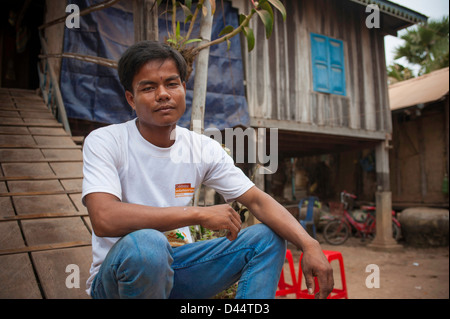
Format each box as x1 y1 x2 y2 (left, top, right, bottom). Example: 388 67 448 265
90 224 286 299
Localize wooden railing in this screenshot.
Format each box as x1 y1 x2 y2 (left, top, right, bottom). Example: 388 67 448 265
37 30 72 135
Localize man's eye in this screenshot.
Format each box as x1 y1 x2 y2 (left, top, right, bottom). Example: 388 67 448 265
142 87 154 91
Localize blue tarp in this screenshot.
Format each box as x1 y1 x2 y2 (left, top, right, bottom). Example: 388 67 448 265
60 0 249 130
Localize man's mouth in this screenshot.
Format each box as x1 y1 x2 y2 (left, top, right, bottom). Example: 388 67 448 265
155 105 175 112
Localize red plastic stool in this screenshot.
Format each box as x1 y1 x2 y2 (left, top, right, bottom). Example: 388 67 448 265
298 250 348 299
276 249 301 298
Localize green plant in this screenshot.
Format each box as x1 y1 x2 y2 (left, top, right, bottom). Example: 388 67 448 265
393 16 449 76
387 62 415 84
157 0 286 80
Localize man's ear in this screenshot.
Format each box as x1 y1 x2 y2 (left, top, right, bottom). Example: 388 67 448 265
125 90 135 110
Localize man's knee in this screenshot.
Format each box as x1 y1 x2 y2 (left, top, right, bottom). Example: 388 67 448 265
106 229 174 298
119 229 173 267
125 228 170 246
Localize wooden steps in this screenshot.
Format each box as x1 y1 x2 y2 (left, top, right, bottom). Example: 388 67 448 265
0 88 92 299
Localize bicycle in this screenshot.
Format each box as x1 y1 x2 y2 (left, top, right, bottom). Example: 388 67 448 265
322 191 401 245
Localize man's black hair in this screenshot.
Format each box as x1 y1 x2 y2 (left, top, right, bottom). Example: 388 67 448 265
118 40 188 93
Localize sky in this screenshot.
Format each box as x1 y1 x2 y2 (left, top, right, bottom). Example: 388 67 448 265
384 0 449 73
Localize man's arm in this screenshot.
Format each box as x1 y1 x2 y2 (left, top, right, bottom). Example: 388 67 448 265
236 186 334 299
85 192 242 240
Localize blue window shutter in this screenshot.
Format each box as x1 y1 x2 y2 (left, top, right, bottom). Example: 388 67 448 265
311 33 346 96
311 34 330 93
329 39 346 95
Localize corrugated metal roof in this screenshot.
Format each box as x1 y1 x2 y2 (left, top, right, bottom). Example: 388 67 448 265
389 67 449 111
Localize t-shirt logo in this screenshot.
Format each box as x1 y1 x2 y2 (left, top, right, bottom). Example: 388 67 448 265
164 229 189 247
175 183 195 198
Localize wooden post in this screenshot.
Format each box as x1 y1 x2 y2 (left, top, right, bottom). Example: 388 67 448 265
189 0 213 134
38 31 72 136
417 116 427 200
369 140 402 250
133 0 159 42
445 96 449 177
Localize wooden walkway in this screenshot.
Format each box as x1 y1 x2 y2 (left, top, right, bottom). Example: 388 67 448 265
0 88 92 299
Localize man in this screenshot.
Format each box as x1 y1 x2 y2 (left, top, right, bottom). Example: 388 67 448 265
82 40 333 299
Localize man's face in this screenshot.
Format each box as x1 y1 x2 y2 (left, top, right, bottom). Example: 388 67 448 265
125 58 186 130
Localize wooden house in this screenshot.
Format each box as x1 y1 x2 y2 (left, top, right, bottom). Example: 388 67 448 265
389 67 449 209
230 0 427 248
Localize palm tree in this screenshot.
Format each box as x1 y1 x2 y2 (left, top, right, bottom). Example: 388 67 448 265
393 16 449 76
387 63 415 84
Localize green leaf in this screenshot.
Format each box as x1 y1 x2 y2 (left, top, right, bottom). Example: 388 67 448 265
218 25 234 37
184 14 193 23
185 0 192 10
239 14 247 26
185 38 202 45
244 26 255 52
268 0 286 21
179 3 192 18
226 39 231 51
256 7 273 39
260 2 274 20
176 21 181 40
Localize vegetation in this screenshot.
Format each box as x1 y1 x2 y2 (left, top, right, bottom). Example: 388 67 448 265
387 62 415 84
388 15 449 83
156 0 286 80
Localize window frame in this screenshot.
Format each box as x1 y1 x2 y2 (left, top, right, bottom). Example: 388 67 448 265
310 33 347 96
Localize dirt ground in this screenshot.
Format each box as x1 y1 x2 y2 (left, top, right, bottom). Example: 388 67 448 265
279 234 449 299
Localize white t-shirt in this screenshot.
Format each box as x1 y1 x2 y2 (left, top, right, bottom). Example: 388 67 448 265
82 118 254 294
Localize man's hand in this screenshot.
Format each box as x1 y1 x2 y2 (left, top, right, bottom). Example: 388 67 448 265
197 204 242 241
301 241 334 299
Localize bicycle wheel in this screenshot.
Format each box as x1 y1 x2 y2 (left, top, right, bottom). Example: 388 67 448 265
364 220 401 241
392 221 401 241
323 220 350 245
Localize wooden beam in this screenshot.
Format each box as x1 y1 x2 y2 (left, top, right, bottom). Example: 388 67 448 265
133 0 159 42
416 117 427 199
251 118 387 141
38 31 71 135
0 241 91 256
0 107 49 113
0 158 83 163
0 122 63 128
0 189 81 197
0 175 83 182
1 212 89 222
445 96 449 175
0 144 81 149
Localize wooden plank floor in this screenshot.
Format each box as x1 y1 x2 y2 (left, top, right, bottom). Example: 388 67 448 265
0 88 92 299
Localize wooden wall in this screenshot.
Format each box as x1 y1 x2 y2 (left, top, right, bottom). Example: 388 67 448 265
390 99 449 208
236 0 392 137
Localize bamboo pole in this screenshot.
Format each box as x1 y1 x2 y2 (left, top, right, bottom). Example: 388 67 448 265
38 0 121 30
190 0 213 207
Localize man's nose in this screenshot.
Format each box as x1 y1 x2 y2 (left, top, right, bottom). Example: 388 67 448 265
156 85 170 101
